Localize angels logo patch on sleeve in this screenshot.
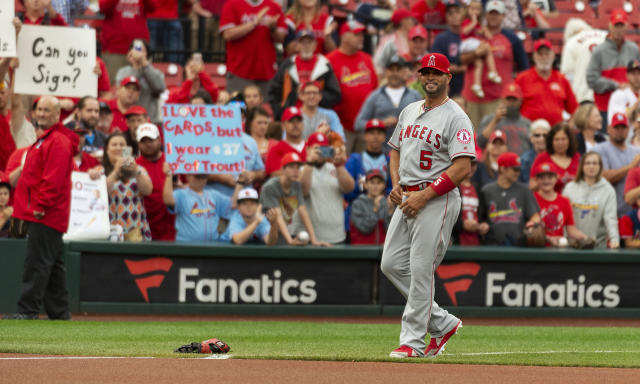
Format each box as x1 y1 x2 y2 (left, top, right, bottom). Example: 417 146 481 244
456 129 472 144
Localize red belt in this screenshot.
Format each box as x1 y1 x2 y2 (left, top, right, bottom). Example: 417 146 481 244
401 182 431 192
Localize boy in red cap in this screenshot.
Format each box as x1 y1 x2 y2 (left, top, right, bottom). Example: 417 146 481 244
533 162 589 246
350 169 393 245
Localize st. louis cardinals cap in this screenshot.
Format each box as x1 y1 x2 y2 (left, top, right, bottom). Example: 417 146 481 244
281 152 304 167
306 131 329 147
489 130 507 144
497 152 520 168
237 187 259 202
120 76 140 89
610 9 628 25
366 169 386 181
501 82 522 99
533 39 552 52
408 25 428 40
611 112 629 127
136 123 160 141
340 20 365 36
419 53 450 74
282 106 303 122
365 118 386 131
124 105 147 117
534 162 556 177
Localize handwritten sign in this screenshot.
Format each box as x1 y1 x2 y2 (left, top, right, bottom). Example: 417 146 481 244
0 0 16 57
14 25 97 97
63 172 110 241
162 104 246 174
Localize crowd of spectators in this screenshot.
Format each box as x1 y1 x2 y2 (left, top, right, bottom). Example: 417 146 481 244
5 0 640 250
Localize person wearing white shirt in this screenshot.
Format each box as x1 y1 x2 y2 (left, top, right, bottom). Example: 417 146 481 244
607 60 640 129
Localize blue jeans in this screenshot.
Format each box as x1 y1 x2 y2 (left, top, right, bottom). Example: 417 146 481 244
148 19 184 63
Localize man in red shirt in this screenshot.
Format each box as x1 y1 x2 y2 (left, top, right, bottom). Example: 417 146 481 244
219 0 287 96
265 106 307 176
124 105 149 155
411 0 446 34
19 0 67 26
167 53 219 104
327 20 378 154
533 162 588 247
5 96 74 320
515 39 578 126
106 76 142 133
135 123 176 240
99 0 156 81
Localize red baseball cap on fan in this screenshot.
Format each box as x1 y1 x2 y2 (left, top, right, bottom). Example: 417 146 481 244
501 82 523 99
391 8 416 26
340 20 365 36
611 112 629 127
365 118 385 131
419 53 450 74
533 39 552 52
282 106 302 122
408 25 428 40
534 162 556 177
489 130 507 144
610 9 628 25
497 152 520 168
281 152 304 167
120 76 140 88
306 131 329 147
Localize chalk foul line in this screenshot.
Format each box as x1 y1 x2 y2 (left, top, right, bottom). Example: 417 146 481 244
446 350 640 356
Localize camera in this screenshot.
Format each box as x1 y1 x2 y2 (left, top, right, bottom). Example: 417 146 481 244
318 146 334 159
133 40 143 52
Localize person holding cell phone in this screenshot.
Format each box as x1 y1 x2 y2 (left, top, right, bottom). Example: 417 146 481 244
298 132 354 244
102 132 154 241
116 39 166 124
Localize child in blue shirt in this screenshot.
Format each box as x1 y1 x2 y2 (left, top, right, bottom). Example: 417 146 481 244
162 165 231 242
222 187 278 245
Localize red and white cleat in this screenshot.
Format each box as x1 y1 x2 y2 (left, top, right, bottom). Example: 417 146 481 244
389 345 421 358
425 320 462 358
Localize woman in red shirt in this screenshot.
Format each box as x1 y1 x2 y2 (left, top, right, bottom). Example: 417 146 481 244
285 0 337 55
530 123 581 192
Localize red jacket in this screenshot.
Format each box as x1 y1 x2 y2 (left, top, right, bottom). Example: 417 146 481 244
0 114 16 171
166 71 219 104
99 0 156 54
12 124 74 233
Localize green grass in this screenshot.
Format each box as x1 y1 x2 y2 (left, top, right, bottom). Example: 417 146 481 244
1 320 639 367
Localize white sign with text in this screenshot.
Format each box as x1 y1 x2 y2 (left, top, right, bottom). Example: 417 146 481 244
64 172 110 241
0 0 16 57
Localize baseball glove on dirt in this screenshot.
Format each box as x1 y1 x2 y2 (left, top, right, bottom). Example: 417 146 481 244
568 237 596 249
174 338 230 354
523 223 546 247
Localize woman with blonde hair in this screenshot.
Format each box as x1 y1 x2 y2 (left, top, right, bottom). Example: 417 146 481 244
285 0 337 55
572 103 606 154
562 152 619 248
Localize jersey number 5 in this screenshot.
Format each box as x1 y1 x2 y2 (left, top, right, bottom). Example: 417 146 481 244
420 150 432 170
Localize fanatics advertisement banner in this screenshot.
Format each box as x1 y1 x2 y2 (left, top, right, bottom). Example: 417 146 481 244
80 254 374 305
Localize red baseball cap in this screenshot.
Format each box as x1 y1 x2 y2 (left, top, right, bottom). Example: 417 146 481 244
340 20 365 36
610 9 628 25
419 53 450 75
533 39 552 52
391 9 416 26
366 169 386 181
408 25 428 40
534 162 557 177
300 80 322 92
497 152 520 168
281 152 303 168
489 130 507 144
124 105 147 117
611 112 629 127
282 106 303 122
120 76 140 88
306 131 329 147
501 82 522 99
365 118 386 131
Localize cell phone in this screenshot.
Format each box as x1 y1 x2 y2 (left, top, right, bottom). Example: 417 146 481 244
133 40 143 52
122 146 133 159
318 146 334 159
192 52 203 63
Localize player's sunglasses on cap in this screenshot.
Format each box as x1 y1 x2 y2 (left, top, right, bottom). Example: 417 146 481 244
419 53 451 75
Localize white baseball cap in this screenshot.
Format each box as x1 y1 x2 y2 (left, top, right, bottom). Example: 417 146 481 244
136 123 160 142
485 0 505 14
237 187 259 201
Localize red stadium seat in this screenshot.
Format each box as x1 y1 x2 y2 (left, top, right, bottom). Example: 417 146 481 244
204 63 227 90
154 62 184 88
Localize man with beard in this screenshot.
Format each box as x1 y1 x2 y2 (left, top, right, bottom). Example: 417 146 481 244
106 76 142 133
515 39 578 126
594 112 640 217
4 96 74 320
477 82 531 155
299 132 354 244
65 96 107 156
136 123 176 241
265 107 307 176
267 29 341 120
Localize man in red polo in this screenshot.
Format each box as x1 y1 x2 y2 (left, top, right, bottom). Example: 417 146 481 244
265 106 307 176
106 76 142 133
515 39 578 126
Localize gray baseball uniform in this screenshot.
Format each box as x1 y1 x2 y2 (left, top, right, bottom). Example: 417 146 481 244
382 98 476 355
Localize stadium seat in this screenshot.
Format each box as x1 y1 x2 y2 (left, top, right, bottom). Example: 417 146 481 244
204 63 227 90
154 62 184 88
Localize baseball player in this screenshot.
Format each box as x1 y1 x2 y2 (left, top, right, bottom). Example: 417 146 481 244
382 53 476 358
